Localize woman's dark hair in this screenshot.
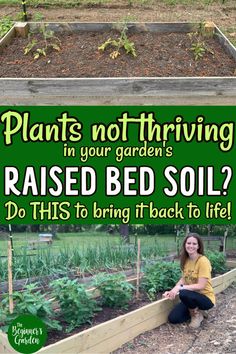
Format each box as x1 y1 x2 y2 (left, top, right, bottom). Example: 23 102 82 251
180 233 204 270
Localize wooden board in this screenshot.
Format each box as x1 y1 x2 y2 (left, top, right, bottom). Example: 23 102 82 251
1 77 236 106
212 274 224 288
28 22 198 34
1 268 236 354
39 297 179 354
215 25 236 61
226 260 236 268
0 27 15 49
39 268 236 353
0 332 17 354
215 268 236 294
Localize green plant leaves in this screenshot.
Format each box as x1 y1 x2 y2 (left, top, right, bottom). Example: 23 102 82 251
141 261 181 300
24 24 61 60
24 39 37 55
205 251 227 275
0 252 227 335
191 42 206 61
51 277 100 332
93 273 134 308
98 21 137 59
0 16 13 39
188 26 215 61
0 283 61 333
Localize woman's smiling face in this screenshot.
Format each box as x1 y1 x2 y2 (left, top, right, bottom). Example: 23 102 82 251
185 236 199 257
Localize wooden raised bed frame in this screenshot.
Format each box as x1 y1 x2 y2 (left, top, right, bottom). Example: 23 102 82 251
0 21 236 105
0 265 236 354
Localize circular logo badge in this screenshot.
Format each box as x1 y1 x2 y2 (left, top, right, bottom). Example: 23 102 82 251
8 314 47 354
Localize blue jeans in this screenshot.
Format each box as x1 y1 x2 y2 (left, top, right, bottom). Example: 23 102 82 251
168 289 214 324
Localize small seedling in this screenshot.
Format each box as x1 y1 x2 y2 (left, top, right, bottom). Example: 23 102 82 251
98 18 137 59
190 40 206 61
188 22 215 61
24 24 61 60
32 12 45 22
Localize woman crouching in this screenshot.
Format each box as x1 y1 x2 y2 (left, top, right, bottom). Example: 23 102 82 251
163 233 215 328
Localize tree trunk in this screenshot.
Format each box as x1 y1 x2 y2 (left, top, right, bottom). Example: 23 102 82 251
119 224 130 243
185 225 190 235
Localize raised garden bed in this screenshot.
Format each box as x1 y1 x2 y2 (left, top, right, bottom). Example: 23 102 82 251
0 266 236 354
0 21 236 105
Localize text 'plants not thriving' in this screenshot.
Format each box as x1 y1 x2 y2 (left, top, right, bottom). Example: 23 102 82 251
0 109 234 223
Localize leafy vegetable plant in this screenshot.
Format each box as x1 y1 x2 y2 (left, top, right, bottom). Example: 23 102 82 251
190 40 206 60
24 24 61 60
206 251 227 275
188 22 214 61
93 273 134 308
0 283 61 332
141 261 181 300
51 277 100 332
98 20 136 59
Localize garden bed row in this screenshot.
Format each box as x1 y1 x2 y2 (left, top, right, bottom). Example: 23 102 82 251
0 253 176 294
0 250 225 298
0 260 235 354
0 21 236 105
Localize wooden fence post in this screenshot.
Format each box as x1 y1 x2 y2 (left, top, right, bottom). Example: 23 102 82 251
8 240 14 314
136 239 141 298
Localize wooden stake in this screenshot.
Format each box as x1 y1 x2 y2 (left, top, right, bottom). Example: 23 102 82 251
136 239 141 298
8 240 14 314
15 22 29 38
204 21 215 38
223 228 228 256
22 0 28 22
9 224 14 258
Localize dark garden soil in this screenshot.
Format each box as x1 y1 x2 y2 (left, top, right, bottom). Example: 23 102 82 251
45 291 153 346
0 30 235 78
44 282 236 353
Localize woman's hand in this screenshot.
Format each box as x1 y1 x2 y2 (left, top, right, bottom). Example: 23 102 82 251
163 287 179 300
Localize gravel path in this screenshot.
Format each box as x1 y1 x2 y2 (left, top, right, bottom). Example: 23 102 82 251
113 283 236 354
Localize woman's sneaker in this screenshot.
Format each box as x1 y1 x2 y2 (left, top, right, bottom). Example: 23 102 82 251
189 309 204 328
201 310 209 319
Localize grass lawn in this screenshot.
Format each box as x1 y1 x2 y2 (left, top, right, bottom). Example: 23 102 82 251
0 231 176 256
1 230 235 254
